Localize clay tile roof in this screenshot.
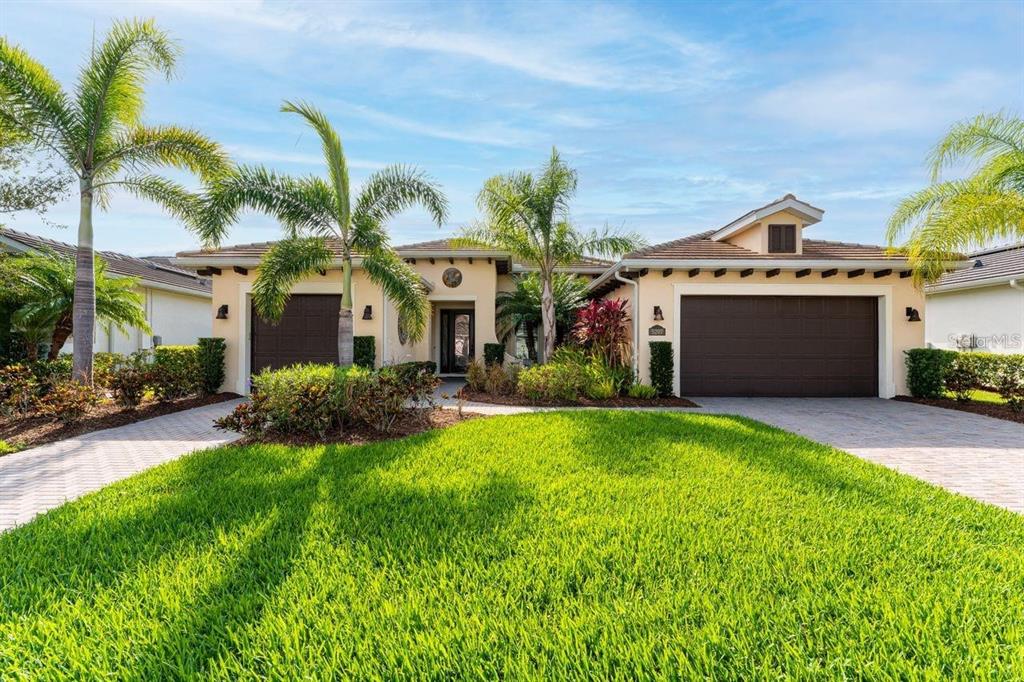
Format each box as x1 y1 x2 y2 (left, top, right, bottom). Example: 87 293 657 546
626 230 904 261
1 228 211 294
930 242 1024 288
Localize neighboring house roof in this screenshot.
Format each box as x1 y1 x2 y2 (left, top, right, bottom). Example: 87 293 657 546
927 242 1024 293
0 228 212 296
626 230 903 261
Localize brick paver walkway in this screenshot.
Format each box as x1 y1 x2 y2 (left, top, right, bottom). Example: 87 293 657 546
697 398 1024 513
0 400 242 532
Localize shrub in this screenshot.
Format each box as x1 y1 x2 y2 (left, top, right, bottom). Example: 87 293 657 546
649 341 674 397
0 439 14 456
36 381 99 424
573 298 631 368
151 345 202 401
391 361 437 384
585 374 617 400
905 348 954 398
549 345 588 366
995 358 1024 413
945 354 978 402
627 382 658 399
466 358 487 392
354 336 375 369
246 363 368 438
484 363 515 395
350 367 439 433
483 343 504 367
197 338 226 395
0 363 38 417
29 356 72 393
517 362 588 402
93 352 126 389
109 354 149 410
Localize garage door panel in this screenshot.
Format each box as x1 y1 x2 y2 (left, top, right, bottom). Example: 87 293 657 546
251 294 341 373
680 295 878 397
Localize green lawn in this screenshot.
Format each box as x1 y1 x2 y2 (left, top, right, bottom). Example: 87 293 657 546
1 412 1022 678
944 388 1007 404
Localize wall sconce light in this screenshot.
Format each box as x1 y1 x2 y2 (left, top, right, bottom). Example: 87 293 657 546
216 304 229 320
905 307 921 322
653 305 664 321
362 305 373 320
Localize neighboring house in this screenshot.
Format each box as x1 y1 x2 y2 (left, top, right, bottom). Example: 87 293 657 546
175 194 940 397
0 228 212 354
925 243 1024 354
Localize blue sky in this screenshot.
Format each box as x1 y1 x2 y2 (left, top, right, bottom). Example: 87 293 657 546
2 0 1021 256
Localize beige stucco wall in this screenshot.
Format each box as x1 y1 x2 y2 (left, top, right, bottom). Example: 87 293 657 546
212 258 502 392
724 210 806 255
608 268 925 397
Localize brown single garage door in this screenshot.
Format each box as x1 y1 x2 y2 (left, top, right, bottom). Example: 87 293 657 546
251 294 340 373
679 295 878 397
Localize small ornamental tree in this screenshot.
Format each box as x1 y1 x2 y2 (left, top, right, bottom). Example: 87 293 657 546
572 298 631 369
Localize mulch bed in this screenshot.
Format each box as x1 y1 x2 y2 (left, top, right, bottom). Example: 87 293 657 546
0 393 241 453
893 395 1024 425
232 408 482 447
457 388 700 409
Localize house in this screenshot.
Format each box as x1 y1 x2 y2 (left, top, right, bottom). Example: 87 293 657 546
925 243 1024 354
175 195 936 397
1 228 212 354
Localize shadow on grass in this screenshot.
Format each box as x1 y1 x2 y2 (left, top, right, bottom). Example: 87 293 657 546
0 426 532 649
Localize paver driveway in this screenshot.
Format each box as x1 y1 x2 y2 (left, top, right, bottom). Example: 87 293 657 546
0 400 242 532
697 397 1024 513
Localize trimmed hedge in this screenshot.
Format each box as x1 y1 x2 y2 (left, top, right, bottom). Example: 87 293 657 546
197 338 226 395
152 345 202 401
354 336 375 369
483 343 504 366
905 348 1024 410
649 341 674 397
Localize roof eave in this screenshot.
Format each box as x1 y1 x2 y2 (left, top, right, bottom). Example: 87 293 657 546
926 274 1024 294
709 197 825 242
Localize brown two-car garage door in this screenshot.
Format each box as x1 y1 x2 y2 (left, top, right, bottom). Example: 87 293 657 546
251 294 340 373
679 295 878 397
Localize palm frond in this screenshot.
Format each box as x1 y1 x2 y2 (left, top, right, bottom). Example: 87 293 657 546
74 18 178 162
360 248 429 343
281 100 350 226
928 112 1024 180
354 164 448 230
886 178 980 244
251 237 334 322
556 223 644 262
94 261 150 333
97 125 230 181
0 36 77 164
116 174 205 233
199 165 337 248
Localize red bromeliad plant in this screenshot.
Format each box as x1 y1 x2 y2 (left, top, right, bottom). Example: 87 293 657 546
572 298 631 368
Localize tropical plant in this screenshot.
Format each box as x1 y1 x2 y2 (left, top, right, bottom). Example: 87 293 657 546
0 19 230 382
458 148 642 362
572 298 631 369
887 112 1024 283
495 271 589 363
5 251 149 360
199 101 447 364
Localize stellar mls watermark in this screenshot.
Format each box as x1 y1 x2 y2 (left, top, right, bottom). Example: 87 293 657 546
950 333 1023 351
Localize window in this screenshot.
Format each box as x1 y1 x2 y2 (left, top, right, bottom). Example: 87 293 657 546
768 224 797 253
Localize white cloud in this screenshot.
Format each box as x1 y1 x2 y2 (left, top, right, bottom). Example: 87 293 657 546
755 66 1009 134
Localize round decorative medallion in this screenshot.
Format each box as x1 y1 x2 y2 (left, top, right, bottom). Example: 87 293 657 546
442 267 463 288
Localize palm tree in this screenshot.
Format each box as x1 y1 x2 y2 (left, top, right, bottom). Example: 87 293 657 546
0 20 229 382
199 101 447 365
4 251 149 360
887 112 1024 283
458 148 643 362
496 272 588 362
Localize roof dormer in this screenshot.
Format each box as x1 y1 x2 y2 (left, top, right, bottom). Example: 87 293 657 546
709 194 824 256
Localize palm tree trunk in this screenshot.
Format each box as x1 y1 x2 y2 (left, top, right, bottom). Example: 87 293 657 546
49 312 73 360
338 256 354 366
72 179 95 384
540 270 556 363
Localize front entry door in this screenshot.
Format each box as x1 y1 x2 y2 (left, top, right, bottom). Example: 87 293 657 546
440 309 474 374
